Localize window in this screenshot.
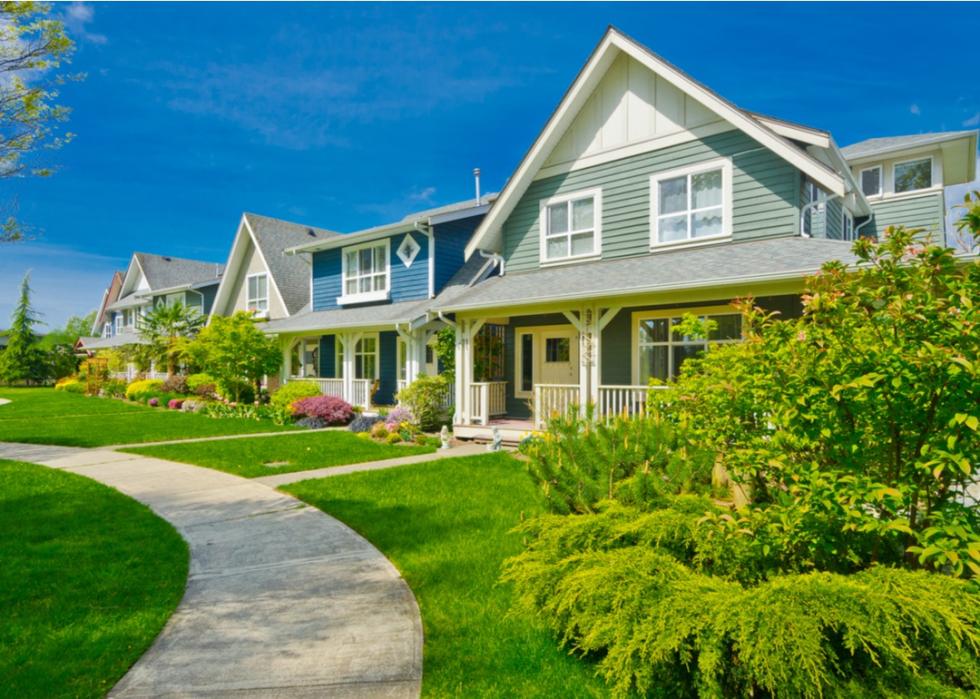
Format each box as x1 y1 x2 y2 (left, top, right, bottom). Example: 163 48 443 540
545 337 570 363
336 336 378 379
425 345 434 365
802 181 824 237
290 338 319 378
894 157 932 193
651 159 731 246
247 273 269 313
842 209 854 241
540 189 600 263
520 334 533 393
396 234 421 268
341 241 389 303
635 311 742 383
859 166 882 197
114 314 122 334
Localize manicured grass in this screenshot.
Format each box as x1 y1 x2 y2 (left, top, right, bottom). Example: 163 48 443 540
123 430 436 478
282 453 605 697
0 388 295 447
0 459 188 697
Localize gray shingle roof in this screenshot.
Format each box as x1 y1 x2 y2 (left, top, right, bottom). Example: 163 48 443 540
840 130 977 160
262 299 431 334
77 332 146 350
433 237 859 312
243 213 342 314
135 252 224 291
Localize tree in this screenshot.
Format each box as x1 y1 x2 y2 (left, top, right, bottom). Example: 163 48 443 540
38 311 95 350
186 312 281 402
137 302 204 378
1 2 79 242
0 272 45 384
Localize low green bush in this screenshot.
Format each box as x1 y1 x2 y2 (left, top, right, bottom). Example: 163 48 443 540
102 378 127 398
54 378 85 394
125 379 163 402
270 380 321 410
395 375 451 431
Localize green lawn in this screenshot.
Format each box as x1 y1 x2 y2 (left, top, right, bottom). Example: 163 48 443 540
0 460 188 697
282 454 605 698
0 388 295 447
123 430 436 478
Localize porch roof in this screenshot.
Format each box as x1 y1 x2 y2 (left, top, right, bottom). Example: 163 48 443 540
434 237 859 313
261 299 431 335
78 332 146 350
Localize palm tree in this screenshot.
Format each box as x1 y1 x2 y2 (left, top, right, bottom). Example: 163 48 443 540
137 302 204 378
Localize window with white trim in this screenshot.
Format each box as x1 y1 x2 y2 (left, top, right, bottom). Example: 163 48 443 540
246 273 269 313
635 311 742 383
540 189 600 263
859 166 882 197
336 336 378 379
651 160 730 245
842 209 854 241
894 157 932 193
341 241 389 302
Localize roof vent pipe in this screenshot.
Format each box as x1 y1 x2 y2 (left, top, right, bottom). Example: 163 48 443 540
473 168 481 204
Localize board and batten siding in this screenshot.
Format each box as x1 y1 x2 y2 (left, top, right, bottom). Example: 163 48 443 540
867 192 945 240
502 130 802 272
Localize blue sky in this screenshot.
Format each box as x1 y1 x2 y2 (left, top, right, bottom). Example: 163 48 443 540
3 1 979 329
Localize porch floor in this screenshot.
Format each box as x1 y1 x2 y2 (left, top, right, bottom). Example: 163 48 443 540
453 417 535 444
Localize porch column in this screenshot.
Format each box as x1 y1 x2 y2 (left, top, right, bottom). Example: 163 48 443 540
592 306 622 406
562 308 590 414
280 336 292 384
453 319 467 424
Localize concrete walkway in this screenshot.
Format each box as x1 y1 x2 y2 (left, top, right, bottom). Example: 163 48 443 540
0 441 423 698
255 442 488 487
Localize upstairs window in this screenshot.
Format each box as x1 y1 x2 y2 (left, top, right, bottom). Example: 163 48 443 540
540 189 600 263
651 159 731 246
247 273 269 313
859 166 882 197
341 241 389 303
894 157 932 193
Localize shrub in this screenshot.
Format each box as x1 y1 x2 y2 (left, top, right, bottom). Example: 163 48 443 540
125 379 164 402
396 375 451 431
349 414 383 433
270 380 322 410
370 422 388 440
187 372 218 398
291 395 353 425
161 375 190 395
385 432 402 445
54 377 85 394
167 398 184 410
384 406 413 430
147 397 159 407
296 416 327 430
102 378 127 398
181 399 201 413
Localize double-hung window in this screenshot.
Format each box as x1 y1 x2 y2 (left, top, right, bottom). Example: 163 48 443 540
341 241 389 303
246 273 269 313
634 309 742 383
893 157 932 193
336 335 378 379
651 159 731 246
859 166 882 197
540 189 600 263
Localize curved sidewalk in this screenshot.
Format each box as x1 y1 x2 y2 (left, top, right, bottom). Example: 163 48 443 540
0 441 423 698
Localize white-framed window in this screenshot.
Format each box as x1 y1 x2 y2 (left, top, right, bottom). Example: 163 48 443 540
340 240 390 304
842 209 854 241
650 158 732 247
114 314 122 334
289 337 320 378
893 157 932 194
859 165 882 197
336 334 379 379
539 188 601 264
246 273 269 313
633 307 742 384
104 321 112 338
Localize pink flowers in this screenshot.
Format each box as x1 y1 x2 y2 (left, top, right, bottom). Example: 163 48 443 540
148 398 159 407
168 398 184 410
291 395 354 425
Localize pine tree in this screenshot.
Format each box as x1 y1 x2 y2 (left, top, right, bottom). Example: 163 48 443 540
0 272 45 384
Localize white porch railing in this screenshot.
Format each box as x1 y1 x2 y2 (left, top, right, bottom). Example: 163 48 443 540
286 376 371 410
300 377 345 399
350 379 372 410
533 384 581 428
596 385 668 420
470 381 507 425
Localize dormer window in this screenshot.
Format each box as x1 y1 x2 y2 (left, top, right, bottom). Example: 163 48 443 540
893 157 932 193
247 273 269 313
340 240 390 304
540 189 601 263
859 166 882 197
651 158 732 247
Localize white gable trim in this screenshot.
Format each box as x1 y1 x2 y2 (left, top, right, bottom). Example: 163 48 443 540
243 216 291 318
210 215 291 321
119 254 149 298
464 27 846 260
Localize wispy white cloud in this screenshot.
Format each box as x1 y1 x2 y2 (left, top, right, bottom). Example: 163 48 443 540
963 112 980 127
63 2 107 45
909 103 921 116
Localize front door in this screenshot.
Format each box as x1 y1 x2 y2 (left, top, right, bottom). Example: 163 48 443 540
538 329 578 385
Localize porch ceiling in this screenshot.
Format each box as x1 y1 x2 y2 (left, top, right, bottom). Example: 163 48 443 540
434 237 858 313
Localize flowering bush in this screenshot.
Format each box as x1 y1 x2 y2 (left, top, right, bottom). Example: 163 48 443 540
167 398 184 410
126 379 164 401
147 397 159 407
54 377 85 393
384 406 413 430
291 395 354 425
161 375 190 395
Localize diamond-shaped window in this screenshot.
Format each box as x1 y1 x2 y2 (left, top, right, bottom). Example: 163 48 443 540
396 233 421 268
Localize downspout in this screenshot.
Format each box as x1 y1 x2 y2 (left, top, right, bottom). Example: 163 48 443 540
800 193 842 238
477 249 504 276
414 219 435 298
854 215 874 240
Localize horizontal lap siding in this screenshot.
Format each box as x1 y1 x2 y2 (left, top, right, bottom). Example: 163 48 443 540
868 193 945 239
503 130 801 272
434 215 483 293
